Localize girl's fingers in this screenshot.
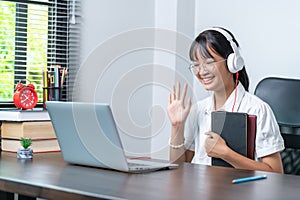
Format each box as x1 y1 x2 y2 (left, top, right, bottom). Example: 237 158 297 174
168 93 172 105
176 82 180 100
172 85 176 100
170 82 190 104
185 96 192 111
181 83 188 103
205 131 214 139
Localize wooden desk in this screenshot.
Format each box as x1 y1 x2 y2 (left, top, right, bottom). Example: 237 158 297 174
0 152 300 200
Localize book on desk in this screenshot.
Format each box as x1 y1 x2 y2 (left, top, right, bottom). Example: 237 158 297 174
1 138 60 153
0 108 50 122
211 111 257 167
0 109 60 153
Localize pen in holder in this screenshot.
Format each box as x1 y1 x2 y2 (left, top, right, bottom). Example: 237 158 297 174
42 66 68 109
43 86 61 109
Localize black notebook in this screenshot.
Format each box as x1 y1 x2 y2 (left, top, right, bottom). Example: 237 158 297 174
211 111 248 168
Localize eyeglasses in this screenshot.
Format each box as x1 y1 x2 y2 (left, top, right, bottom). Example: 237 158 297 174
188 59 227 74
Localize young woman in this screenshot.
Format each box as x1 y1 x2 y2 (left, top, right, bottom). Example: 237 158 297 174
167 27 284 173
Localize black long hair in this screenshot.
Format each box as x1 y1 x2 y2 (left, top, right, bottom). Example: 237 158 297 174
189 27 249 91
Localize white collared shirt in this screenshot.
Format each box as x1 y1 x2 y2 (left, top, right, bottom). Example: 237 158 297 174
184 83 285 165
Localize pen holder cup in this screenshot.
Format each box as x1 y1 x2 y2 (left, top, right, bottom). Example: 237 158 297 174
43 87 61 109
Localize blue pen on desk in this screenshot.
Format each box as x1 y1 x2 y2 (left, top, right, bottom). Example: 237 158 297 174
232 175 267 184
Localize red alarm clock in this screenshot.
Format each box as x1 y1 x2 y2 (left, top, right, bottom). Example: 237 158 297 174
13 82 38 110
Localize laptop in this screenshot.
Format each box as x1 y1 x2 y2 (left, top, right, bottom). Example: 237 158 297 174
46 101 178 173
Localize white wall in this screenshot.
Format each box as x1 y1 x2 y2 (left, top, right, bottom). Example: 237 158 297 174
195 0 300 93
75 0 156 157
151 0 196 159
150 0 178 159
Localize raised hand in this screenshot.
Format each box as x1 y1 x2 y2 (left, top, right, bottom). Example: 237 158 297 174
167 82 192 128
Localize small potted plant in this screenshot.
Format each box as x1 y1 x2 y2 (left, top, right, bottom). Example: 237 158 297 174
17 137 33 159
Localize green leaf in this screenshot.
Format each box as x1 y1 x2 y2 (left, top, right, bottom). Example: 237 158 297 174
20 137 32 149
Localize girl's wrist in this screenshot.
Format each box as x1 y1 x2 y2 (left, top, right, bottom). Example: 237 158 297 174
171 122 185 131
169 138 185 149
221 146 232 160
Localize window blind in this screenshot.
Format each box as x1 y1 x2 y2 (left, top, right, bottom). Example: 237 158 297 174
0 0 80 107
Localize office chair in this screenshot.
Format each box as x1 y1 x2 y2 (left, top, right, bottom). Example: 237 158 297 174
254 77 300 175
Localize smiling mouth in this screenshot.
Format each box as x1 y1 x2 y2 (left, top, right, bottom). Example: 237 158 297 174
201 77 214 85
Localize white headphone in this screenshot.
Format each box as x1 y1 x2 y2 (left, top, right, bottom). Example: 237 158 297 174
202 27 244 73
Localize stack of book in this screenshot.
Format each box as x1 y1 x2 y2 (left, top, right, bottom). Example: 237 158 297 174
0 109 60 153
